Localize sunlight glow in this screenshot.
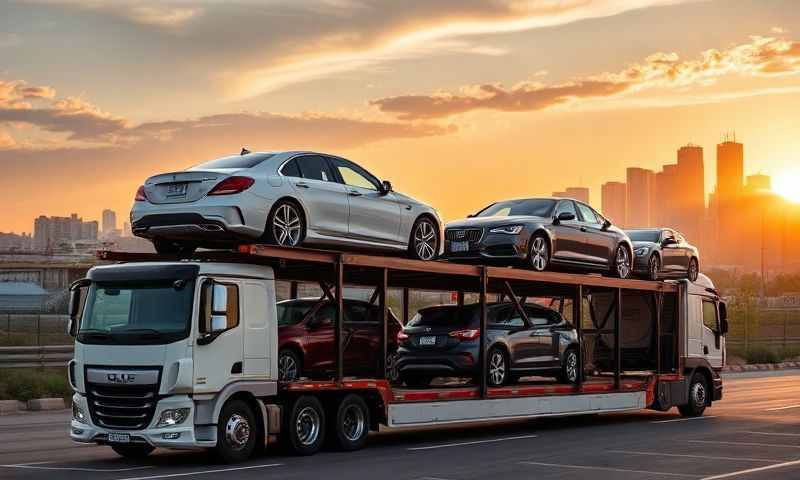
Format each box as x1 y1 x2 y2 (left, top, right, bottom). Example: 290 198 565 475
773 169 800 203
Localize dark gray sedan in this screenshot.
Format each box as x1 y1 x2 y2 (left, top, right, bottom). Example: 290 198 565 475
627 228 700 281
395 302 579 387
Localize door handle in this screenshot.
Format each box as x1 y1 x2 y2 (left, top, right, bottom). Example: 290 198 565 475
348 190 363 197
703 346 709 355
296 182 310 189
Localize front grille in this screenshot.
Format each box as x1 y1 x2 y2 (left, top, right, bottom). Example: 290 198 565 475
87 383 158 430
445 228 483 242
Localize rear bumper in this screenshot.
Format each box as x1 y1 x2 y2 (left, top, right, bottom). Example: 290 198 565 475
396 349 477 377
131 207 263 241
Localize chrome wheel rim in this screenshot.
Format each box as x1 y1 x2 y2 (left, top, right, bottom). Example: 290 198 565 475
295 406 321 446
341 404 366 442
488 350 506 386
616 246 630 278
530 237 548 271
224 414 251 451
649 255 659 280
566 351 578 382
273 204 302 246
692 382 706 408
279 353 298 381
413 220 437 260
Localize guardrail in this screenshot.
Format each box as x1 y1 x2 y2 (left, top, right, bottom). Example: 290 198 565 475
0 345 73 368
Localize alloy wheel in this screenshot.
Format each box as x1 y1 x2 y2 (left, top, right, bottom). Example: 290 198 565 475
530 236 548 271
295 406 322 446
566 350 578 383
616 246 631 278
386 352 399 383
224 414 251 451
649 255 660 281
279 353 298 381
488 350 506 386
413 220 437 260
272 203 303 246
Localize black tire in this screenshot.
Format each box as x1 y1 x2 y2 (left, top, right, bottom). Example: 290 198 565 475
528 233 550 271
213 399 258 464
678 372 708 417
687 257 699 282
284 395 326 456
487 346 509 387
110 444 154 458
409 216 439 261
557 347 579 384
648 254 661 281
265 200 305 247
278 349 302 382
402 375 432 388
152 238 196 255
329 394 370 451
611 244 632 279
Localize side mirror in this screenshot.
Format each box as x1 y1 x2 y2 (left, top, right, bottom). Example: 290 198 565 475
719 302 728 335
662 238 677 246
554 212 575 225
380 180 393 195
199 281 230 344
602 219 612 230
467 213 476 218
67 278 90 337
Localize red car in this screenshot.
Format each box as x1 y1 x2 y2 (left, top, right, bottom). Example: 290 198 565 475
277 298 402 382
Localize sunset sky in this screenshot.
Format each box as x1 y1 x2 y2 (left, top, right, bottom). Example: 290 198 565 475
1 0 800 233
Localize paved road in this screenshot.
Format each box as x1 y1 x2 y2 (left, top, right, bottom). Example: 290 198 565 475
2 371 799 480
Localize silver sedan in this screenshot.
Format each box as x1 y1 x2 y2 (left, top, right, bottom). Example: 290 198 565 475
131 150 442 260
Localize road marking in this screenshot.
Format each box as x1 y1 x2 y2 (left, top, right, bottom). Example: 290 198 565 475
742 431 800 437
652 416 718 424
408 434 538 451
607 450 781 463
0 464 153 472
700 459 800 479
115 463 283 480
766 404 800 411
689 440 800 449
519 461 698 477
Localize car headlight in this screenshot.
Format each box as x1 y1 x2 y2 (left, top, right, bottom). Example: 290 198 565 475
72 401 87 424
489 225 524 235
156 408 191 428
634 247 649 256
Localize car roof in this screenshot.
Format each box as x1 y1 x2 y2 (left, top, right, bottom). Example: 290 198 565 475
419 302 556 313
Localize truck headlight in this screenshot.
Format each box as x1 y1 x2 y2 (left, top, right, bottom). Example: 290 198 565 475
489 225 523 235
156 408 190 428
72 402 87 424
634 247 649 256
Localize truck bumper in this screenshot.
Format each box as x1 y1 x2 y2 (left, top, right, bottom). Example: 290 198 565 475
70 393 211 449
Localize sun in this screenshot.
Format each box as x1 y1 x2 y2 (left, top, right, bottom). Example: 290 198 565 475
773 169 800 203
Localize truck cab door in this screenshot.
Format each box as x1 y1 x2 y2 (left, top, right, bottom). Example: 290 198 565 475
193 278 245 394
242 280 277 378
701 299 724 369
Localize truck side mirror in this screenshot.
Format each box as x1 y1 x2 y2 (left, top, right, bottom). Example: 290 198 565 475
67 278 90 337
719 302 728 335
198 280 231 345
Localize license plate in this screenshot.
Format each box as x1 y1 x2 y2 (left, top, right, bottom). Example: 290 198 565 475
166 183 188 197
418 335 437 346
108 432 130 444
450 241 469 253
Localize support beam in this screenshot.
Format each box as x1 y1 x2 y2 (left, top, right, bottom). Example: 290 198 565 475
614 288 622 390
457 291 465 306
379 268 388 379
368 286 380 307
503 281 529 324
289 281 298 300
319 281 336 304
402 288 410 325
574 285 583 389
335 258 344 382
655 292 662 375
479 266 488 398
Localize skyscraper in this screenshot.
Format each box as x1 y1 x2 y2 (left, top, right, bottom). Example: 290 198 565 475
102 209 117 235
676 144 705 244
626 167 654 227
716 140 744 199
714 138 745 265
601 181 626 226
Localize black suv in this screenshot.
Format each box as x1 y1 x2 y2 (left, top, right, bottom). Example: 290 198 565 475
395 302 579 387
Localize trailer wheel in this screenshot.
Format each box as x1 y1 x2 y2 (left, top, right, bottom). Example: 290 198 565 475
487 346 508 387
557 347 579 384
284 395 326 456
678 372 707 417
214 399 258 463
329 394 370 451
111 444 154 459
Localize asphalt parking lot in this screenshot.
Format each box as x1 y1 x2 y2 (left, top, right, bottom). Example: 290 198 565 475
1 370 799 480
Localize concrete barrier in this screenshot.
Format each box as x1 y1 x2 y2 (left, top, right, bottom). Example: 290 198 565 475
0 400 26 415
26 398 66 411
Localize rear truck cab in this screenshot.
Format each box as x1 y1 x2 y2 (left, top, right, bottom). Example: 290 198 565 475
68 261 278 463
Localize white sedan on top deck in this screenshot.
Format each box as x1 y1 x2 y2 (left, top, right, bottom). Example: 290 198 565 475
130 150 442 260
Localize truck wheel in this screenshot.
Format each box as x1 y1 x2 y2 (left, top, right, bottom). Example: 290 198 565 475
678 372 707 417
111 444 154 458
329 394 369 451
557 347 579 384
285 395 326 456
214 400 258 464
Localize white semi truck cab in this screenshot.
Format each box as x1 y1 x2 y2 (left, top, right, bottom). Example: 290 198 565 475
67 247 727 463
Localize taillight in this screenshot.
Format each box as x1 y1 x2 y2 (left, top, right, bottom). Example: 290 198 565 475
449 329 480 341
134 185 148 202
397 331 409 342
207 176 255 195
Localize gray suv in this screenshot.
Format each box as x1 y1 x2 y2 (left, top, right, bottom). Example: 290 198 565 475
396 302 579 387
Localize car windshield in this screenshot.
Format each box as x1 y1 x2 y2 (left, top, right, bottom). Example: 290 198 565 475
193 153 275 170
408 306 477 328
277 301 315 326
627 230 661 242
476 199 556 218
78 281 194 344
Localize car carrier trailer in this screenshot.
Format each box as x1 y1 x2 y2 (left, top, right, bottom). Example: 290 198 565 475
67 244 728 462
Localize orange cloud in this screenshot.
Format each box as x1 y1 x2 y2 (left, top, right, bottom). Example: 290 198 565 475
371 35 800 120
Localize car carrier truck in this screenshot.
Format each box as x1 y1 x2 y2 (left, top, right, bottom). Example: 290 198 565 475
67 244 727 463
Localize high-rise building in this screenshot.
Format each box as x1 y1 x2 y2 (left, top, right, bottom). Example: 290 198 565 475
601 181 626 226
745 174 771 192
713 138 745 265
626 167 655 227
33 213 98 251
716 140 744 199
102 209 117 235
675 144 705 245
553 187 589 204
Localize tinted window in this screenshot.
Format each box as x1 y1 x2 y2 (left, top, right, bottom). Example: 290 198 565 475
408 306 477 328
331 158 379 190
662 230 676 242
477 199 556 218
276 300 314 326
555 200 578 218
194 153 274 170
702 301 717 331
526 306 554 326
281 159 301 178
346 303 372 323
296 155 334 182
627 230 661 242
576 203 600 224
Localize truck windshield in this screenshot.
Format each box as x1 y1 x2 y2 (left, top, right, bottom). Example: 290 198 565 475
77 280 195 345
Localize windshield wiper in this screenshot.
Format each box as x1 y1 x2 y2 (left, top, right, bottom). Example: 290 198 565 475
114 328 165 338
77 329 112 341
